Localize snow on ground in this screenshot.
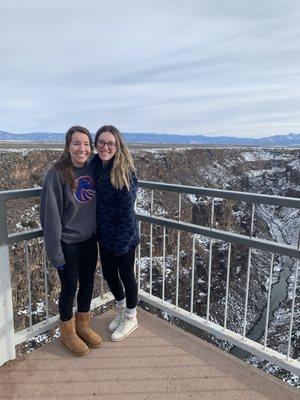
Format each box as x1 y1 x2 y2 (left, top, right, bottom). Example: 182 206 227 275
242 150 295 161
288 159 300 169
139 255 177 276
136 188 150 215
0 148 63 156
185 193 198 204
246 167 286 177
137 148 192 154
136 187 169 216
17 300 46 316
257 205 300 246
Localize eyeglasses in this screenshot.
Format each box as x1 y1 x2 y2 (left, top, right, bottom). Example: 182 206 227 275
97 140 117 149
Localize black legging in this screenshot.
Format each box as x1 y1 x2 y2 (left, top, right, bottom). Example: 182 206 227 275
57 235 98 321
100 246 137 309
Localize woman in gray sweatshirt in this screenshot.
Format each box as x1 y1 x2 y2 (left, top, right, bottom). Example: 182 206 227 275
40 126 101 356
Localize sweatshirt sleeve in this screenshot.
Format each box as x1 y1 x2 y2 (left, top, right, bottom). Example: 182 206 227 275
113 174 138 256
39 169 65 267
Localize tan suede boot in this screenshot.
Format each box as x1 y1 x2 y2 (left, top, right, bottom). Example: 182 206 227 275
60 318 90 356
75 311 102 348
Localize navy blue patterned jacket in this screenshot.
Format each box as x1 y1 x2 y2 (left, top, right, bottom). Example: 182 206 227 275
91 154 140 255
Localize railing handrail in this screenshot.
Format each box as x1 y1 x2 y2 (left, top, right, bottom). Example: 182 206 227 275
1 181 300 208
0 187 41 201
6 218 300 259
139 180 300 208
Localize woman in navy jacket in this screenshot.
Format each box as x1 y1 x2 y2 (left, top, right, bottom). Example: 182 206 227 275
92 125 139 341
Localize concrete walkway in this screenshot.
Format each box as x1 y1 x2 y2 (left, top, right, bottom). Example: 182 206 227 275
0 309 298 400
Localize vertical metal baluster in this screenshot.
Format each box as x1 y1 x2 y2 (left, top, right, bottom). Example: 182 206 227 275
134 247 137 278
25 241 32 328
249 203 255 238
287 258 299 360
138 221 141 292
243 203 255 339
99 248 104 299
150 190 154 215
210 198 215 229
178 194 182 221
190 235 196 315
224 242 232 331
264 253 274 349
175 230 180 308
287 228 300 360
42 242 49 321
149 190 154 295
243 248 252 339
100 266 104 299
162 226 166 302
206 238 213 323
175 194 182 308
149 225 153 296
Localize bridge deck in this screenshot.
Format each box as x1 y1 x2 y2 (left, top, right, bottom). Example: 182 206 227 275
0 309 298 400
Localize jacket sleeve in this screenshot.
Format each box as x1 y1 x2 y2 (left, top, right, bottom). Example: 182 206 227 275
39 169 65 267
113 174 138 256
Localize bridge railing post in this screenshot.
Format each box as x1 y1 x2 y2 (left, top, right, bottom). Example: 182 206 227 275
0 196 16 366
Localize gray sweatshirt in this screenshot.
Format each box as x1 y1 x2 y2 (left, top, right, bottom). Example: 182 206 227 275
40 163 96 267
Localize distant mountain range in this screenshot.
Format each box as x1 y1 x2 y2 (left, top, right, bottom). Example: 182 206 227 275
0 130 299 146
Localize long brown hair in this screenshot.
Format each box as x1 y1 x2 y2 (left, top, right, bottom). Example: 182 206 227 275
54 125 93 191
95 125 136 190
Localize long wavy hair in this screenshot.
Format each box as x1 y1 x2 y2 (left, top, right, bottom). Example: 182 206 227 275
54 125 93 191
95 125 136 190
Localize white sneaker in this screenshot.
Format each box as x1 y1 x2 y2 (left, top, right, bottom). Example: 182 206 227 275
111 316 138 341
108 308 125 333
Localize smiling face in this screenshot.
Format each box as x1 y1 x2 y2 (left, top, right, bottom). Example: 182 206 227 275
68 131 91 167
96 131 117 162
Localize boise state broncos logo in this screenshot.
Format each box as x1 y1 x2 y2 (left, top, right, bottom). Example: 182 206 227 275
74 175 96 203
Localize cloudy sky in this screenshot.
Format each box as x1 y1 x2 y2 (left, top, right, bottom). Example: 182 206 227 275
1 0 300 137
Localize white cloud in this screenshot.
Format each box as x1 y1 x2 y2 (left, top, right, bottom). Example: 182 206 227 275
1 0 300 137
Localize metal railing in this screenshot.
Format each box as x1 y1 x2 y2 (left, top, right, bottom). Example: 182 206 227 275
137 181 300 375
0 182 300 376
